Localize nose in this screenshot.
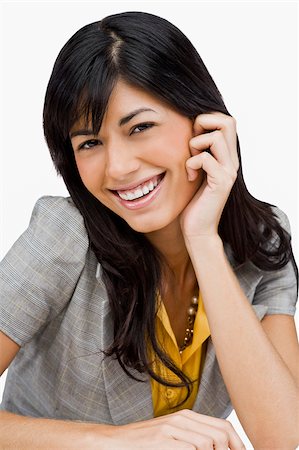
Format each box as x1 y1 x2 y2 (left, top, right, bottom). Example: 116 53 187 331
105 141 140 181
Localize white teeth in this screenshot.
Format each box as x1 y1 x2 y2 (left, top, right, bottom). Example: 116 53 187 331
119 192 129 200
142 185 150 195
134 188 144 199
117 174 163 201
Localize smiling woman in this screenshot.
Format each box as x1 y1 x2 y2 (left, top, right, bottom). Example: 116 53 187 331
0 10 298 450
71 80 202 232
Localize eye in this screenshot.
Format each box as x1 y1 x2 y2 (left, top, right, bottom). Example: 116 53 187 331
130 122 154 135
78 139 102 151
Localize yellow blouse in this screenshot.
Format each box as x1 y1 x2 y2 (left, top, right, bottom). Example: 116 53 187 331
150 292 211 417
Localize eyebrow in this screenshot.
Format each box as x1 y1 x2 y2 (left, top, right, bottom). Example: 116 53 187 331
118 107 156 126
69 107 156 139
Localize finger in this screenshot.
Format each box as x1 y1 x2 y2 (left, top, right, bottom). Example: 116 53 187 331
194 113 239 170
186 152 221 183
189 130 232 169
189 133 238 184
165 421 240 450
161 441 196 450
176 411 246 450
194 112 236 146
223 421 246 450
166 424 219 450
186 152 234 190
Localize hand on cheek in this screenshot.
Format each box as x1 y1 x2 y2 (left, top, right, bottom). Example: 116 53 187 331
181 112 239 240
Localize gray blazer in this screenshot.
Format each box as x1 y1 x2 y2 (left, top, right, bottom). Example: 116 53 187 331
0 196 297 424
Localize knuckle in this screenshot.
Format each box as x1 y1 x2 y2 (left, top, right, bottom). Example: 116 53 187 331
189 135 201 146
223 169 237 185
213 130 225 142
201 437 214 449
201 151 210 161
230 170 238 182
216 433 229 446
213 428 229 441
224 419 234 429
229 115 237 126
180 408 191 415
160 423 172 435
179 408 194 420
194 115 204 128
170 414 181 425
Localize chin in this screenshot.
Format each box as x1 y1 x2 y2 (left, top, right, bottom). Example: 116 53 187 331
125 213 178 235
126 221 164 234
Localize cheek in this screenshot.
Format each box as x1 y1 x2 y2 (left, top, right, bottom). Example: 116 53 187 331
165 125 193 159
150 132 191 167
75 154 105 192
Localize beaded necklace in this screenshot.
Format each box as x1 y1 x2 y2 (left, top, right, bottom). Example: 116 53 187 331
179 294 199 354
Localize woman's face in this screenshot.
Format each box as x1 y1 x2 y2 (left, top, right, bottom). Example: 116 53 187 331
70 80 204 234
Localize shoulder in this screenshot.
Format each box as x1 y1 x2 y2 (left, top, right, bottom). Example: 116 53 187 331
225 205 297 315
269 205 292 234
252 206 297 316
30 195 86 232
0 196 91 345
27 195 89 249
1 195 90 298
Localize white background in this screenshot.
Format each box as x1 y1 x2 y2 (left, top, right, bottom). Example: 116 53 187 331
0 2 298 448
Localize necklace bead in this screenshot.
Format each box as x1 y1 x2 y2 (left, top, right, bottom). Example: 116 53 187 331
187 306 196 316
191 296 199 305
179 292 199 353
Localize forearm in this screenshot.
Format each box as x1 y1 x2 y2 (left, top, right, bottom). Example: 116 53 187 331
186 235 299 448
0 410 112 449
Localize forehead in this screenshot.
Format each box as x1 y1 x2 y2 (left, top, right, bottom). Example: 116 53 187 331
104 79 167 118
70 79 182 135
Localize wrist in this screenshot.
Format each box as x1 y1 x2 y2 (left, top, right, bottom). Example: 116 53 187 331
184 233 224 256
80 423 116 450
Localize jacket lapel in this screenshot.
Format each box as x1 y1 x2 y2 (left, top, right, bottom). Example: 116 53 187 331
97 263 154 425
102 353 154 425
192 336 232 417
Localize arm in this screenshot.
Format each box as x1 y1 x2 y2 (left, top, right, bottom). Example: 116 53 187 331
186 235 299 449
0 408 247 450
0 331 20 376
0 199 110 449
0 337 245 450
0 332 245 450
0 410 110 450
261 314 299 387
0 331 107 449
181 112 299 448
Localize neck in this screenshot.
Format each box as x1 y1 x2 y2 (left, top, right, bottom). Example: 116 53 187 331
145 219 197 292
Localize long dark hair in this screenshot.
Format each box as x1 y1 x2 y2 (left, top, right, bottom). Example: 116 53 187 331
43 11 297 405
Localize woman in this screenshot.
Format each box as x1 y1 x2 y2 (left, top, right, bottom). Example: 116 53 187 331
0 11 298 449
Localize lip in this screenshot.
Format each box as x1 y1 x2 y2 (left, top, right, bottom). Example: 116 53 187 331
108 172 165 192
113 172 166 210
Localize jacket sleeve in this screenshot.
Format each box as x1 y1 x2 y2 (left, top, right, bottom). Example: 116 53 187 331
0 196 89 346
252 207 298 316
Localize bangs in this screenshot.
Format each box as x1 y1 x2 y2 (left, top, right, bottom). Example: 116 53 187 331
69 63 119 137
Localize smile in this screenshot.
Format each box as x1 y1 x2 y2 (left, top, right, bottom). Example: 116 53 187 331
112 172 166 210
116 173 165 200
